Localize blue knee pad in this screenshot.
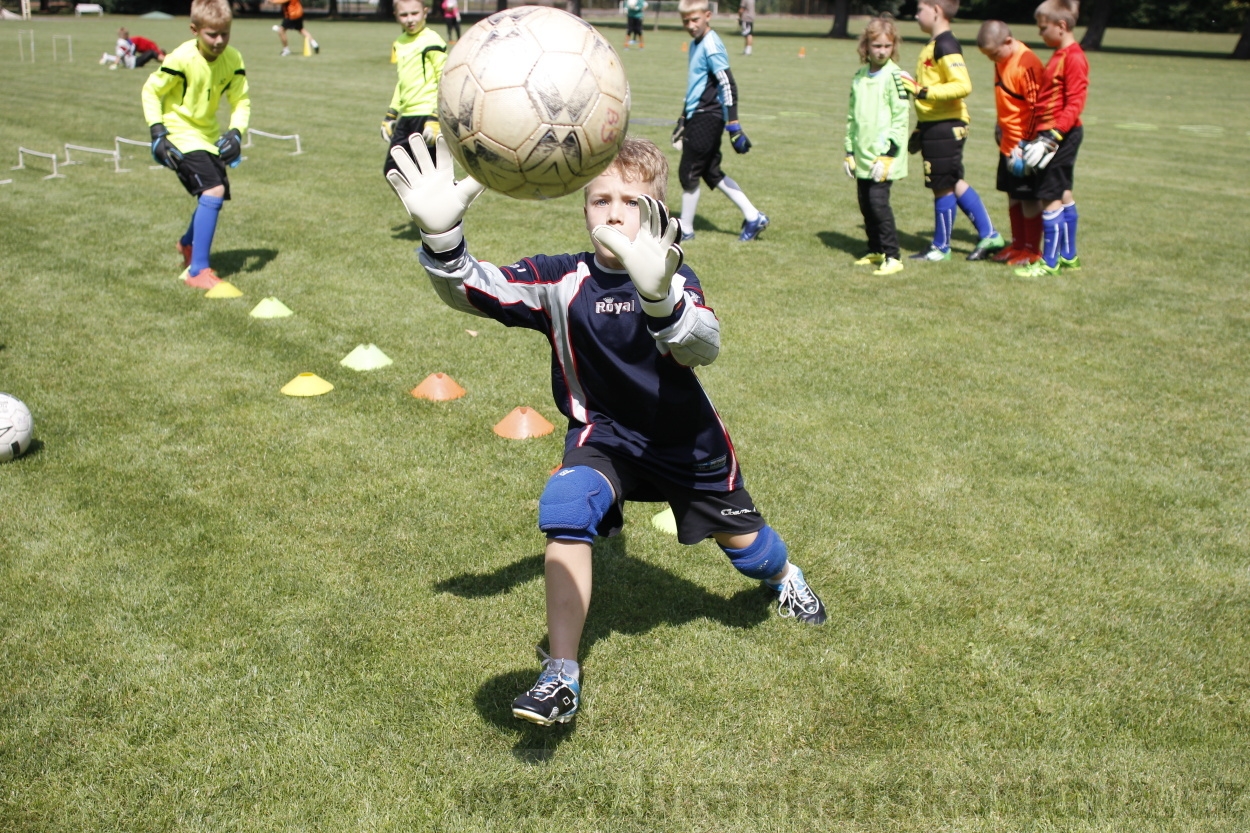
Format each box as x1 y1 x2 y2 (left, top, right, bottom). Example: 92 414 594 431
538 466 614 544
721 525 788 580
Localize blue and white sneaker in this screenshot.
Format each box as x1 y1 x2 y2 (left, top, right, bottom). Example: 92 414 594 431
681 229 696 242
738 212 770 241
512 648 581 726
763 565 827 625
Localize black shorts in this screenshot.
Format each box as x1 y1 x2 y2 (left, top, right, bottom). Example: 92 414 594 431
281 16 304 30
677 112 725 192
561 444 766 546
174 149 230 199
1034 124 1082 203
918 119 967 192
740 20 753 36
626 17 643 37
996 153 1038 200
385 115 435 174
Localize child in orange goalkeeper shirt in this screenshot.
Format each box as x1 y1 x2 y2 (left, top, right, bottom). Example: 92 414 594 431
1014 0 1089 277
976 20 1045 266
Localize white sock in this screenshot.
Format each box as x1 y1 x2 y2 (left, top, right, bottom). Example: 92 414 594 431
716 176 758 222
680 187 700 235
554 658 580 681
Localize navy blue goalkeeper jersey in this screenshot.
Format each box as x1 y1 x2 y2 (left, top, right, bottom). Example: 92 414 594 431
420 246 742 492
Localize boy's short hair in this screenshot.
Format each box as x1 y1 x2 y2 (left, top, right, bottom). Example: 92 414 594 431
857 14 902 63
191 0 233 29
594 136 669 204
394 0 426 11
918 0 959 21
677 0 709 15
1035 0 1078 28
976 19 1012 49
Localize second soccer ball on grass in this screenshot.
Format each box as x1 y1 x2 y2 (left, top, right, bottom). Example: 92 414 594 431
437 5 630 200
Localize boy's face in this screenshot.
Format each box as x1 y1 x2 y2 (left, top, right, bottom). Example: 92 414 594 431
584 168 659 271
191 21 231 60
915 1 941 34
1037 16 1067 47
978 38 1014 63
866 35 895 69
395 0 428 35
681 10 713 40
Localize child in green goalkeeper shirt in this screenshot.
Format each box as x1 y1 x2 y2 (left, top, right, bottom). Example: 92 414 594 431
844 15 910 276
142 0 249 290
382 0 447 176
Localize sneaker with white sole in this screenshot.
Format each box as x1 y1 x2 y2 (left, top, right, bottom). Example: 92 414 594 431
909 245 951 262
512 648 580 726
763 565 827 625
738 212 769 242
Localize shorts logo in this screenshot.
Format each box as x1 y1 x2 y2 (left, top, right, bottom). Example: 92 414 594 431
595 297 636 315
720 507 757 516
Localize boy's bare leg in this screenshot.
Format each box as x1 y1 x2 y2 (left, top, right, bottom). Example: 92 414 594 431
545 538 593 661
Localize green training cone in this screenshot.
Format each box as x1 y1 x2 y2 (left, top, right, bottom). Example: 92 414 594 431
250 297 293 318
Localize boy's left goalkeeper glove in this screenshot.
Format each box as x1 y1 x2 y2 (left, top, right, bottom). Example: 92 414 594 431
898 71 926 99
386 134 485 252
726 121 751 154
215 128 243 168
591 195 685 317
1022 128 1062 171
869 155 893 182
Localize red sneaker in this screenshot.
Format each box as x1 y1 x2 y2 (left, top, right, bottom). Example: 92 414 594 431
991 246 1022 263
183 268 222 289
177 241 193 267
1007 249 1041 266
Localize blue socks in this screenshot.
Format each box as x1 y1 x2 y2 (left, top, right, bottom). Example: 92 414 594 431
1061 201 1078 261
1041 207 1064 268
932 193 956 251
189 194 224 277
180 213 195 249
956 186 996 240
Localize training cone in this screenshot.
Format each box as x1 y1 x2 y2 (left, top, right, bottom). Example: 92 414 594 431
493 406 554 439
798 46 806 58
250 297 293 318
281 372 333 397
651 506 678 536
681 41 688 52
303 35 311 56
340 344 393 371
411 372 466 401
204 281 242 299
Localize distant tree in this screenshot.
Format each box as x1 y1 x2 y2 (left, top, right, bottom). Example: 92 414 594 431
1080 0 1113 50
1235 11 1250 59
376 0 391 18
825 0 850 38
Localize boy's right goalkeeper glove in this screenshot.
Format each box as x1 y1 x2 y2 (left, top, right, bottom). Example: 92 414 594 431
671 113 685 151
591 195 685 317
726 121 751 154
149 123 183 170
1022 128 1062 171
380 108 399 141
385 134 485 252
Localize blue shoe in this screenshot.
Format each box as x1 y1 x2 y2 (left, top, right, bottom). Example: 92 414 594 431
763 565 827 625
512 648 580 725
681 229 696 242
738 212 769 241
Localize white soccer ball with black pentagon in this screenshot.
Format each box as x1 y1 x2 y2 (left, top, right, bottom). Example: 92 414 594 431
0 393 33 462
438 5 630 200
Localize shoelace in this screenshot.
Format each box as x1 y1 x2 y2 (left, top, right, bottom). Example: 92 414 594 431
776 572 820 617
529 647 573 699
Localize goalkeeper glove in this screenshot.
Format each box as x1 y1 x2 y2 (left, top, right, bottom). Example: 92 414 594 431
1023 128 1061 171
726 121 751 154
591 194 685 316
898 71 927 99
215 128 243 168
869 155 893 182
380 108 399 141
843 155 855 178
421 118 441 147
671 113 685 151
907 129 921 155
149 123 183 170
385 134 485 252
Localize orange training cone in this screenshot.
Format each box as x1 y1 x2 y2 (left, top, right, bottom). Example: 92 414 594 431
681 41 688 52
411 372 466 401
798 46 806 58
493 406 554 439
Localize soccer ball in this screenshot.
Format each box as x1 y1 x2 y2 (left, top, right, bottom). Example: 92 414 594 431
438 5 630 200
0 393 33 462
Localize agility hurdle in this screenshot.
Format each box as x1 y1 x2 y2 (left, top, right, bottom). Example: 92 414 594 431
114 137 164 172
17 29 34 62
52 34 73 62
12 148 65 180
63 143 121 172
243 129 303 156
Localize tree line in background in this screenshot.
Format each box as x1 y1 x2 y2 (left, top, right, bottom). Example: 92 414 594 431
13 0 1250 58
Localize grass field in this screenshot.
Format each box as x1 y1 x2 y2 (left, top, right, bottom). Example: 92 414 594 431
2 12 1249 831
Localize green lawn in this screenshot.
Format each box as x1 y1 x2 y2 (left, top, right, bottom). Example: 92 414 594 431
2 13 1248 832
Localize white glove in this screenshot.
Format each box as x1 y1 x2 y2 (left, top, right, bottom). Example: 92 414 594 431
869 155 893 182
1022 130 1061 172
385 134 485 251
843 155 855 178
591 195 685 316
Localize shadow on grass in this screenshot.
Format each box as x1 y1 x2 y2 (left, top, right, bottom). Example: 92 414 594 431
817 226 933 257
391 223 422 242
212 248 279 277
437 534 772 758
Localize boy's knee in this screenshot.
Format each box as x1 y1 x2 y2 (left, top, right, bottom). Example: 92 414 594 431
538 466 614 544
720 524 788 580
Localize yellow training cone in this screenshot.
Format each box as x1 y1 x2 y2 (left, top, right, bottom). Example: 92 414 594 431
651 506 678 536
303 34 311 56
281 372 333 397
205 281 242 299
250 297 293 318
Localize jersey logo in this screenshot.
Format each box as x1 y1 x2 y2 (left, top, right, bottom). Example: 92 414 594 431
594 297 636 315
